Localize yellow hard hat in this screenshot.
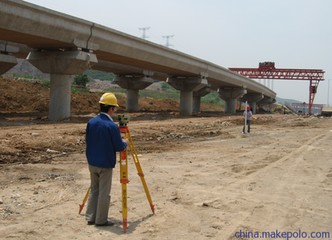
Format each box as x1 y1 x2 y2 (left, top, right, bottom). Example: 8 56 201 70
99 92 119 107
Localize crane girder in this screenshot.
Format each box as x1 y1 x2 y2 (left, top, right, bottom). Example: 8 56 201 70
229 62 325 115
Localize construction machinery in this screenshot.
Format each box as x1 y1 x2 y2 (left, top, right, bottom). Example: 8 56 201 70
229 62 325 114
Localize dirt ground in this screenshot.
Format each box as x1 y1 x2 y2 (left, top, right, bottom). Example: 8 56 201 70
0 78 332 240
0 113 331 240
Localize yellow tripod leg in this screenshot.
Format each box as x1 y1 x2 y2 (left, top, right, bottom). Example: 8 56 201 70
119 135 129 233
127 131 155 214
118 125 155 233
79 187 90 214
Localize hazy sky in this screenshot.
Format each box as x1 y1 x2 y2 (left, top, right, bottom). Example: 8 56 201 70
24 0 332 105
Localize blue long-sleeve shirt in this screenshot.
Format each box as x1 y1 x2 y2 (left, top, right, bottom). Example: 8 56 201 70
86 113 127 168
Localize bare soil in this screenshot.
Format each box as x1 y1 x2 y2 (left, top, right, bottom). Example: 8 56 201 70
0 78 331 239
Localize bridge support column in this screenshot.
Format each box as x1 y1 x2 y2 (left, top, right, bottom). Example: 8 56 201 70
242 93 264 114
168 77 208 116
114 75 154 112
27 50 97 121
218 88 247 114
49 74 73 121
193 86 211 113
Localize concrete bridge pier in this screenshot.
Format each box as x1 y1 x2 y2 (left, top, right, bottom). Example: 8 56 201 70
114 75 154 112
256 97 276 112
168 77 208 115
193 86 211 113
218 88 247 114
27 50 97 121
242 93 264 114
48 74 73 121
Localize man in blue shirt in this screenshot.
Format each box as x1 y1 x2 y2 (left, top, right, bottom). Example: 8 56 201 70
85 92 127 226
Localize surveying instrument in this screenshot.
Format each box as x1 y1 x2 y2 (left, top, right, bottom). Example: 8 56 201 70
79 114 155 233
117 114 155 232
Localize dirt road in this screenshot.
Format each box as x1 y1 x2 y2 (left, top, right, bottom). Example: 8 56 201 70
0 113 331 240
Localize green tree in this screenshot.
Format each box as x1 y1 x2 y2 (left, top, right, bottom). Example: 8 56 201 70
74 74 89 87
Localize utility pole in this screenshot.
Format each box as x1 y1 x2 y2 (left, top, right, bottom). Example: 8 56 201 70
162 35 174 47
139 27 150 40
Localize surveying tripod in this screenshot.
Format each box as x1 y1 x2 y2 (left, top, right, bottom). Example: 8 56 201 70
79 115 155 233
118 114 155 232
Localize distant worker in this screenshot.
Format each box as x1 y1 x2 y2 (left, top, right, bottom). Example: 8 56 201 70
242 105 253 134
85 92 127 226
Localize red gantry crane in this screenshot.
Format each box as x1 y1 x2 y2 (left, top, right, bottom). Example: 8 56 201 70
229 62 325 114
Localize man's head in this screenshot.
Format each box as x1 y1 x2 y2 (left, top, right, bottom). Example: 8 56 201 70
99 92 119 113
246 105 251 111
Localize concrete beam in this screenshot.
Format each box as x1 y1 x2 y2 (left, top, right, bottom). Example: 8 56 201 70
93 60 168 82
27 50 97 121
168 77 208 115
218 88 247 114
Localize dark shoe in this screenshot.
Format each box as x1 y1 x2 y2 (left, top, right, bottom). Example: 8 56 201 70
87 221 95 225
96 221 114 227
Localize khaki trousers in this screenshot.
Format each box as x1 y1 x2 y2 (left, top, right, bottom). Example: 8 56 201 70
85 165 113 225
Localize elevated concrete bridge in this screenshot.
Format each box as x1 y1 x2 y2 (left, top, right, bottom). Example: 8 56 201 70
0 0 276 120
